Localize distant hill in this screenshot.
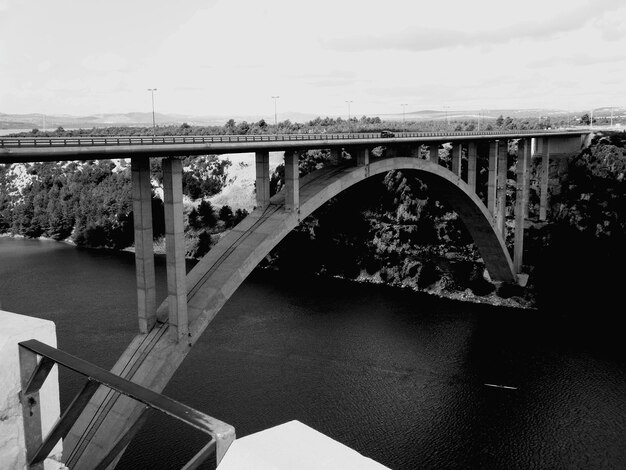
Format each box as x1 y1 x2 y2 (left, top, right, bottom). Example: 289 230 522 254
0 110 323 130
1 107 623 130
381 108 625 121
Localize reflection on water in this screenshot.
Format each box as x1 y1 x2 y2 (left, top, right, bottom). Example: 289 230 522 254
1 238 625 469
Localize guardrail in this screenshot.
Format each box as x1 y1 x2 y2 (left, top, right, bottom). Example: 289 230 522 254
18 339 235 470
0 129 587 149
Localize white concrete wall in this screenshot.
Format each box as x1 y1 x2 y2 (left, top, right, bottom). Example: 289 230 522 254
218 420 390 470
0 310 65 469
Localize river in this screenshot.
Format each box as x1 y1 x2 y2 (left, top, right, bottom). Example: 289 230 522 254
1 237 625 469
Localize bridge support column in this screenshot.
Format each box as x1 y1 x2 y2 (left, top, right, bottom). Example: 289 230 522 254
162 157 189 342
487 141 498 215
467 142 477 189
496 140 508 237
356 148 369 166
131 157 156 334
410 147 420 159
539 138 550 221
451 143 462 177
255 151 270 208
284 151 299 213
514 139 529 274
429 144 439 164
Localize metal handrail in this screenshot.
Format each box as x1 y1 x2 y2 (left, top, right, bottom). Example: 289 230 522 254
0 128 588 149
18 339 235 470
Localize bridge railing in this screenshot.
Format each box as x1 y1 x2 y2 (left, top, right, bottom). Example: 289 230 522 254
0 128 586 149
18 339 235 470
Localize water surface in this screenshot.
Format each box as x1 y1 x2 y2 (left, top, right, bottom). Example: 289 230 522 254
1 237 624 469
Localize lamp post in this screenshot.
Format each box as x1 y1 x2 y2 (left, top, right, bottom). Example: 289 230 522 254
147 88 157 136
271 96 280 130
401 103 407 130
443 105 450 127
345 100 353 120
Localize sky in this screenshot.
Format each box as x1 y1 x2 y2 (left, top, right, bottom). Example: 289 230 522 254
1 0 625 118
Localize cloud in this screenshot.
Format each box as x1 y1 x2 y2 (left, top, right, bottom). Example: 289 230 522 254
37 60 51 72
82 53 128 73
529 53 626 68
595 15 626 41
324 0 624 52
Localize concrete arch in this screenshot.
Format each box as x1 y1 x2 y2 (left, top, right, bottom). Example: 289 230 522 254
65 156 515 468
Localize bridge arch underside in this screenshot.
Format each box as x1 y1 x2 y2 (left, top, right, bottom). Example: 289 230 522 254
64 156 515 468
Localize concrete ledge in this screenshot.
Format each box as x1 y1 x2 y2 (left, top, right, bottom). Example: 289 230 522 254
0 310 65 470
217 420 390 470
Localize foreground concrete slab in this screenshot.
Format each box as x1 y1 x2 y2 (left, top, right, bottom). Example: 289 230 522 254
218 420 390 470
0 310 65 470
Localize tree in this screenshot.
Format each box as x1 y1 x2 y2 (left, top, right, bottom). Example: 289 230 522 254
233 208 248 226
188 208 202 230
218 205 234 228
580 113 595 125
197 200 217 228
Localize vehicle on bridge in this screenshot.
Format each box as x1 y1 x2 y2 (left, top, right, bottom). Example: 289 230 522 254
380 130 395 138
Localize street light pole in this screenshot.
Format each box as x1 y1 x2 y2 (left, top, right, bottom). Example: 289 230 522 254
147 88 157 136
401 103 407 130
271 96 280 129
443 105 450 127
345 100 353 120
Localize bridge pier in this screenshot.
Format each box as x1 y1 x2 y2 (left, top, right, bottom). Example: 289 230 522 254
467 142 477 190
451 143 462 177
356 148 369 166
495 140 508 237
284 150 299 213
131 157 156 333
429 144 439 164
539 138 550 221
487 141 498 215
514 139 529 273
255 151 271 208
162 157 189 342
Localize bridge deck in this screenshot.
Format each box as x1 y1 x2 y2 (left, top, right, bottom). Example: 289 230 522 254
0 129 588 163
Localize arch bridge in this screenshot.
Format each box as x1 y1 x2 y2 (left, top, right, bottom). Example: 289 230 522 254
0 129 589 468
